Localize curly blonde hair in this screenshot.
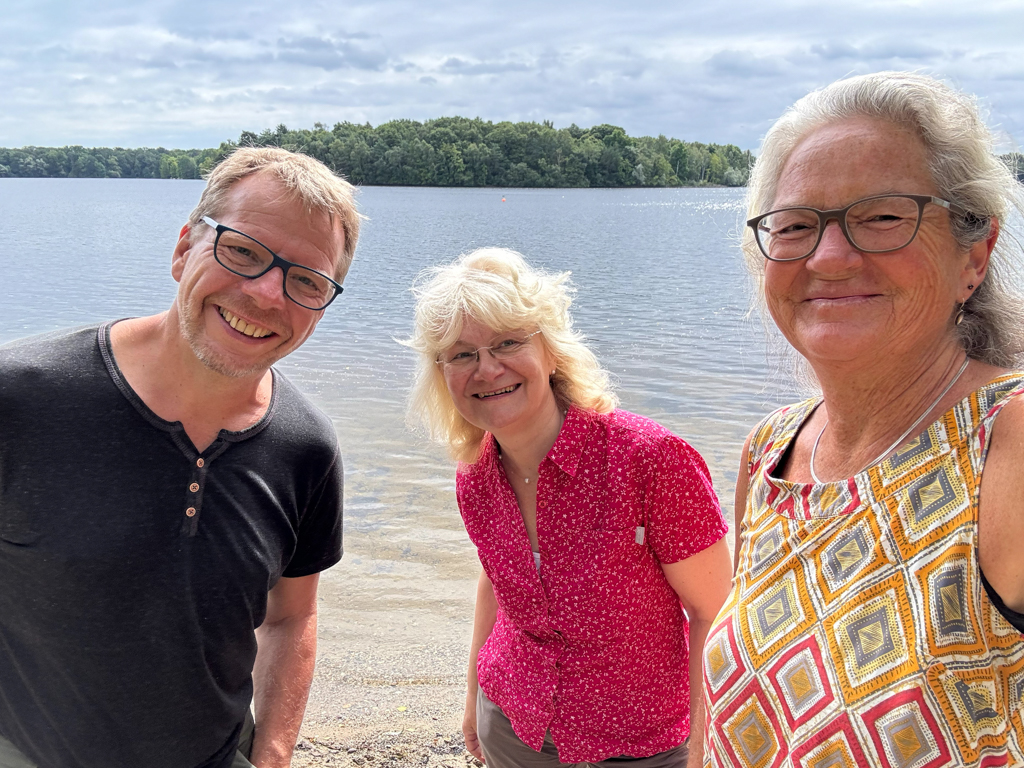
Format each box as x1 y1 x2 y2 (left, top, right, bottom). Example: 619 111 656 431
405 247 617 463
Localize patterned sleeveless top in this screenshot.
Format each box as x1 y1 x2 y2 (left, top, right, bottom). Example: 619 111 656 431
703 374 1024 768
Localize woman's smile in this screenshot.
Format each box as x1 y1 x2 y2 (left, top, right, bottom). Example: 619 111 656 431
473 383 521 399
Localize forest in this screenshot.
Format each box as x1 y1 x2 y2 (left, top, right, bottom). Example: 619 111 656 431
0 117 754 187
3 119 1022 189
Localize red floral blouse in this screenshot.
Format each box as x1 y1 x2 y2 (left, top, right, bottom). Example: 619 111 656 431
457 406 728 762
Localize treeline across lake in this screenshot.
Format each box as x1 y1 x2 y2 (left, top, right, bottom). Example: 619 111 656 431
0 118 754 188
5 120 1022 189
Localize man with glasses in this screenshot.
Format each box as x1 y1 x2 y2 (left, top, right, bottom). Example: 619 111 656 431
0 147 360 768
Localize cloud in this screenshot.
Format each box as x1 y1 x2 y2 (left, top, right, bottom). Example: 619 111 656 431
705 50 788 79
275 35 388 71
807 39 943 64
440 57 531 75
0 0 1023 152
807 42 859 61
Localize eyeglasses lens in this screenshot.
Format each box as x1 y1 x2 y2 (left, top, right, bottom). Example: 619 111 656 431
757 195 922 261
215 230 335 309
846 196 921 251
441 334 534 368
215 230 274 276
285 268 334 308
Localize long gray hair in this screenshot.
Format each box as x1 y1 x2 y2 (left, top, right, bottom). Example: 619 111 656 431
745 71 1024 368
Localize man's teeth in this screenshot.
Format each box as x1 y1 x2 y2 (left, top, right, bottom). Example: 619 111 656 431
478 385 517 398
219 308 272 338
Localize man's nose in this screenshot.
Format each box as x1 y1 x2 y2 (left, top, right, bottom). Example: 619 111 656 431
241 267 288 309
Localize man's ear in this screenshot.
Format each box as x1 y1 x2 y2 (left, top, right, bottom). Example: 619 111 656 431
170 223 192 283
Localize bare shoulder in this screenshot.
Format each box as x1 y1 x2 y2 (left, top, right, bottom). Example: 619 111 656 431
734 427 755 512
978 390 1024 613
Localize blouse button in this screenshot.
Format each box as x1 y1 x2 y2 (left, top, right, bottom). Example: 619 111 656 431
185 507 197 517
539 500 547 508
189 483 200 493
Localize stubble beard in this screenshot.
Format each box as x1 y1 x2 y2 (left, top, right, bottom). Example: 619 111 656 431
179 296 282 379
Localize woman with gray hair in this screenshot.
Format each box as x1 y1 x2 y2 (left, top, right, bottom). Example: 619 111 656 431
702 72 1024 766
407 248 732 768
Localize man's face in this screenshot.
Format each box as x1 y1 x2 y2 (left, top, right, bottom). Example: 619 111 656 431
171 174 346 378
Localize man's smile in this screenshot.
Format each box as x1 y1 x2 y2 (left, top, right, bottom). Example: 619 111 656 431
218 306 274 338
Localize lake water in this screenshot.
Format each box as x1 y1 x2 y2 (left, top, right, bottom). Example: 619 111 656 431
0 177 802 730
0 178 800 562
5 188 802 583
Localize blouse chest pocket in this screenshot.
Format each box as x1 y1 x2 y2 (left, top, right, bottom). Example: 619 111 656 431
557 527 646 642
580 527 646 599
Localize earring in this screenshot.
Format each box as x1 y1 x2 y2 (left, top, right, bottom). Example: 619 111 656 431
550 370 556 376
955 302 966 326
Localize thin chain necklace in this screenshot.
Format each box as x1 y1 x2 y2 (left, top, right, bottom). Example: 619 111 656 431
496 410 566 486
809 356 970 484
498 447 532 484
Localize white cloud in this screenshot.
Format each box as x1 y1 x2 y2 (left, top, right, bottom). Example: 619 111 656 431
1 0 1023 151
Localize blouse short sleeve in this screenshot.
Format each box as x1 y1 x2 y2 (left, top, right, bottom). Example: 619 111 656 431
646 434 728 564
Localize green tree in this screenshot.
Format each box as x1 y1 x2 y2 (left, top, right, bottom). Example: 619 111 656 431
176 155 199 180
159 155 179 179
436 144 467 186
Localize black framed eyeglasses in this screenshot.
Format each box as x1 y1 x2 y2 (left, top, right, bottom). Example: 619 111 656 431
201 216 343 310
747 194 966 263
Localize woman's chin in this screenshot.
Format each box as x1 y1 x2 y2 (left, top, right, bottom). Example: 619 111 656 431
790 324 890 364
460 402 528 436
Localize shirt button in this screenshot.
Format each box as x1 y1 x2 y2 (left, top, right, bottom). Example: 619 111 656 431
539 500 547 508
189 483 200 493
185 507 197 517
196 458 205 468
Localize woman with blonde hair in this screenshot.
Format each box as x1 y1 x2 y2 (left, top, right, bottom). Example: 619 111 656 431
407 247 732 768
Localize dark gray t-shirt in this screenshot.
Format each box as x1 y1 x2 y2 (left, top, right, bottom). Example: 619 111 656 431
0 324 343 768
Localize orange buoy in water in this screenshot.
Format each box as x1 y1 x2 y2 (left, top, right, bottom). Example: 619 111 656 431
501 197 506 202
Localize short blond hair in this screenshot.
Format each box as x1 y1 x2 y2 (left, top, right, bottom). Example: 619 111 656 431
405 248 617 464
189 146 362 280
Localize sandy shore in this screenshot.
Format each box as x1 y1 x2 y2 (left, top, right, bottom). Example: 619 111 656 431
289 517 482 767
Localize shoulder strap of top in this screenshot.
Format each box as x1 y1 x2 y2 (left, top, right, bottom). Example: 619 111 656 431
973 372 1024 468
746 398 818 479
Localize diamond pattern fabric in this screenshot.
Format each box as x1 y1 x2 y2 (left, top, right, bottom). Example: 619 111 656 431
704 374 1024 767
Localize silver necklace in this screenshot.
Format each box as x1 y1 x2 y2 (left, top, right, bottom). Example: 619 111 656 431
498 449 530 484
809 356 970 483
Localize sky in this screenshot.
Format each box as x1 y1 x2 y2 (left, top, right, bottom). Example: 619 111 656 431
2 0 1023 152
